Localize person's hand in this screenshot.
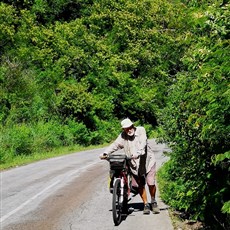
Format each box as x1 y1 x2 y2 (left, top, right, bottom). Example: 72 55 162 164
100 153 108 159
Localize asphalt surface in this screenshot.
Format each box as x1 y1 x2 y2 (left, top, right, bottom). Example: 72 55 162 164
1 139 173 230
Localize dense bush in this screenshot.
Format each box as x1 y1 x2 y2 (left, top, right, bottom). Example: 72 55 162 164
0 119 93 164
158 1 230 229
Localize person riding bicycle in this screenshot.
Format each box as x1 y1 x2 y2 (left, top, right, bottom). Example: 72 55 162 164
101 118 160 215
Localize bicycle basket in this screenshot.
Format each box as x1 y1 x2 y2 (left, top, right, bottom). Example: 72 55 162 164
109 154 127 170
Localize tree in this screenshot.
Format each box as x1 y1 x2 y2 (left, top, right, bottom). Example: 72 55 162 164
158 1 230 228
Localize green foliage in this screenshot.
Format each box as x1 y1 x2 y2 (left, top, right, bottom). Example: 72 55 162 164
0 1 229 228
0 58 46 124
213 151 230 169
1 0 185 130
56 80 92 121
87 117 120 145
64 119 90 145
222 201 230 214
0 123 33 161
158 1 230 228
0 119 92 164
0 2 17 52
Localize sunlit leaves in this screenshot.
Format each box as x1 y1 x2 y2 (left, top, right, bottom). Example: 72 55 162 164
0 3 17 48
56 80 92 120
158 1 230 227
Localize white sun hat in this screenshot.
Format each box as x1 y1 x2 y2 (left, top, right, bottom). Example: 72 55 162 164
121 118 133 128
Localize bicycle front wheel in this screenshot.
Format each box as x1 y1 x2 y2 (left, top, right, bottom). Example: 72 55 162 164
112 179 122 226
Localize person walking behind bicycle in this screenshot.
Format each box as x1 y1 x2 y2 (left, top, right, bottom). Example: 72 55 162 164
101 118 160 215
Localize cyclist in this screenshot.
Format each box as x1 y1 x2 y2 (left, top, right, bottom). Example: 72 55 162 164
101 118 160 215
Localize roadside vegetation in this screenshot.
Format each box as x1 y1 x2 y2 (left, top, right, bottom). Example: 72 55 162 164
0 0 229 229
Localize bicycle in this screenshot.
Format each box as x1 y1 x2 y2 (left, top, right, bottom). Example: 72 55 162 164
100 153 132 226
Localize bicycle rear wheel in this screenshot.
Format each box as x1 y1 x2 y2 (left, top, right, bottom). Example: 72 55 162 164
112 179 122 226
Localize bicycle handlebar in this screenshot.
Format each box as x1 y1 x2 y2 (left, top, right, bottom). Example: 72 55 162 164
100 154 133 161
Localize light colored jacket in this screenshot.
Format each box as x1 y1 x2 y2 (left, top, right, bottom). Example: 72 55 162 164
104 126 156 176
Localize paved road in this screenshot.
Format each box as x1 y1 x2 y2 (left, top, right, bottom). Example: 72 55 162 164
1 139 173 230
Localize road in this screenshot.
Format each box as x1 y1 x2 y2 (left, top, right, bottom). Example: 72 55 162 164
1 139 173 230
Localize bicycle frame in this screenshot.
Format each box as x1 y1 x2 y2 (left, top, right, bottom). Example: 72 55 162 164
107 154 131 226
112 170 129 198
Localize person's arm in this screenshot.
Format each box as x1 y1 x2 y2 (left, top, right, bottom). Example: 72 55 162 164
136 127 147 156
103 133 124 156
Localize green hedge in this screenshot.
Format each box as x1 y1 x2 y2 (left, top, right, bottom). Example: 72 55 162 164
158 1 230 229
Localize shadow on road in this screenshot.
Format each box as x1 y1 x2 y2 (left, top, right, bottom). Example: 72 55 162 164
110 201 171 226
127 202 144 213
